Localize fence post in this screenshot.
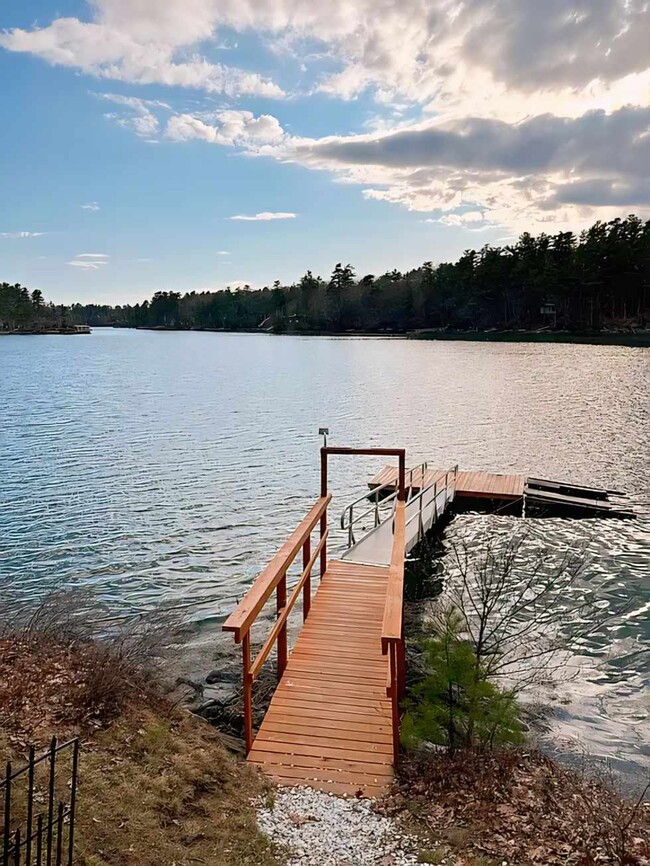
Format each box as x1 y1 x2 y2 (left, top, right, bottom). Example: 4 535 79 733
46 737 56 866
3 761 11 866
26 745 34 866
68 739 79 866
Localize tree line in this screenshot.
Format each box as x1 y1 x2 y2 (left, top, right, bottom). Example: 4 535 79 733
3 215 649 334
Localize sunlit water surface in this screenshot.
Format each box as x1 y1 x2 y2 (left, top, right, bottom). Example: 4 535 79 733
1 329 648 782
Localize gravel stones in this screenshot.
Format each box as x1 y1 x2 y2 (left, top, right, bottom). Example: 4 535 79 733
256 786 423 866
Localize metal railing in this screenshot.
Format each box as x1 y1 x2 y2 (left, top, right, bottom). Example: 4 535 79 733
2 737 79 866
404 465 459 546
340 461 430 548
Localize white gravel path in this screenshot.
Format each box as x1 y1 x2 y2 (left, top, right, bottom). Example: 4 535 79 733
256 786 428 866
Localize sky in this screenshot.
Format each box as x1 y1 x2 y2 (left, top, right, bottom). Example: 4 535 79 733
1 0 650 304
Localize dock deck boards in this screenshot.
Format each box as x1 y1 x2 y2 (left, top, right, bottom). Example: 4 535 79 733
371 465 525 501
247 559 394 797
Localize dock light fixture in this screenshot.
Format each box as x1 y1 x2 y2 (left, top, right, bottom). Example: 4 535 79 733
319 427 329 447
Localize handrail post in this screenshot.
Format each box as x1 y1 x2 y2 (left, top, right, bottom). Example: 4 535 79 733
320 448 328 577
277 573 288 677
398 451 406 503
397 637 406 698
389 642 400 766
302 536 311 621
242 633 253 754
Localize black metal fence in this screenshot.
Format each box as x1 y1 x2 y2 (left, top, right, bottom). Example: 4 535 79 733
2 737 79 866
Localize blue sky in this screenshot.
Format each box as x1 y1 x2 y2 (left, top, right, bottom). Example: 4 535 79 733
2 0 649 304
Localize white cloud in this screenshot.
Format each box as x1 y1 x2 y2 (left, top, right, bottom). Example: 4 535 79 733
0 12 284 98
81 201 101 210
217 250 230 255
430 211 488 227
228 212 297 221
98 92 167 138
0 231 46 239
68 260 105 269
165 110 285 147
69 252 110 269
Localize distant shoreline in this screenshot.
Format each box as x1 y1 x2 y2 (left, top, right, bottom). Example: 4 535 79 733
116 325 650 347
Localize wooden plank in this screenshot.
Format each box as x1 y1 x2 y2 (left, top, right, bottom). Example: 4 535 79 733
260 721 393 743
250 739 392 764
279 680 388 700
270 693 391 713
289 652 387 670
248 751 394 777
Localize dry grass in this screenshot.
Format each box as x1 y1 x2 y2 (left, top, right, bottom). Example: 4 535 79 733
0 594 284 866
74 710 281 866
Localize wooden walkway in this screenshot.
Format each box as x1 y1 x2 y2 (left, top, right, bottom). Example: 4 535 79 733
248 559 394 797
223 447 411 798
371 465 525 501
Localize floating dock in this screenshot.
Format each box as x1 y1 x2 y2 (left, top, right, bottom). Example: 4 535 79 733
369 466 634 518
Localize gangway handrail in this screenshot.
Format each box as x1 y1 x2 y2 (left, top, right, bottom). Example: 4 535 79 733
340 461 429 548
222 494 331 752
404 465 459 538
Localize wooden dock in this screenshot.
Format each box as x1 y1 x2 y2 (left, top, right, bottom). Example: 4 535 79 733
223 447 417 797
247 559 395 796
222 447 633 800
370 465 525 501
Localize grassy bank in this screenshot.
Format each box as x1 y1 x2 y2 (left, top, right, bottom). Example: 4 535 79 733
0 609 282 866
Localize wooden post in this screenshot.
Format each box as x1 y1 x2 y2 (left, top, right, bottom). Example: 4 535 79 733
242 633 253 754
277 573 288 677
389 642 400 766
302 536 311 621
398 452 406 502
320 448 328 577
397 637 406 698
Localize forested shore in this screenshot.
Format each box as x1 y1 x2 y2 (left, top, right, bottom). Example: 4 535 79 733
2 215 649 341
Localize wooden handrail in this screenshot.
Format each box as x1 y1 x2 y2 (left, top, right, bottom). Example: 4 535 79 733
222 494 331 754
381 500 406 651
249 530 328 680
222 495 331 643
382 499 407 766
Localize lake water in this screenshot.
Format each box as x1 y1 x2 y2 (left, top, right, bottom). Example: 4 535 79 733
1 329 648 783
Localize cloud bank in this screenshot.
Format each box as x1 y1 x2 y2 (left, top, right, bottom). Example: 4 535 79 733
2 0 650 231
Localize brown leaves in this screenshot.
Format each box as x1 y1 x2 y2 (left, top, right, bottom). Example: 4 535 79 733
388 749 650 866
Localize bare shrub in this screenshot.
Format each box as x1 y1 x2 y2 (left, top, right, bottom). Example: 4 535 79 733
0 590 189 738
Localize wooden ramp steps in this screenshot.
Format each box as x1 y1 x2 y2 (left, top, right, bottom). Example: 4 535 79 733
248 559 394 797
